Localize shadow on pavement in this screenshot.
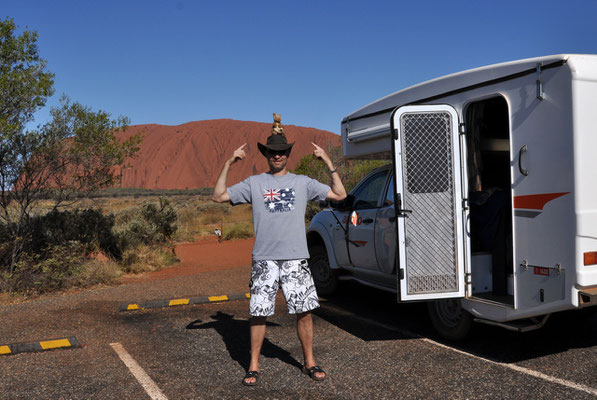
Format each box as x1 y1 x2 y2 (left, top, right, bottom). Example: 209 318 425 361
318 281 597 363
187 311 303 371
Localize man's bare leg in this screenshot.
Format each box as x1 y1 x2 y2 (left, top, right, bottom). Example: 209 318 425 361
296 312 326 379
245 316 266 384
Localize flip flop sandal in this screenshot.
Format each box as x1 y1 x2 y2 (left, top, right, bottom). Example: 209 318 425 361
302 365 326 381
242 370 259 386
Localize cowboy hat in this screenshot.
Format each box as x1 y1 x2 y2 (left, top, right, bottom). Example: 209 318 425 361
257 134 295 157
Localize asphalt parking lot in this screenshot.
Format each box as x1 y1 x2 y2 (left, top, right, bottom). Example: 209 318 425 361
2 265 597 399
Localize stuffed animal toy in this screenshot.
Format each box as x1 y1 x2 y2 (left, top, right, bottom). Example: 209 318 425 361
272 113 285 136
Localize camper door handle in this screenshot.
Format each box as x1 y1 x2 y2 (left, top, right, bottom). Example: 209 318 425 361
519 145 529 176
396 195 412 217
397 209 412 217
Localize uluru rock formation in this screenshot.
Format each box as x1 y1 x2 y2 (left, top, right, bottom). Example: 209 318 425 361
116 119 341 189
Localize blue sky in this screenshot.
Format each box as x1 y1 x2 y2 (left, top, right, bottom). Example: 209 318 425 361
4 0 597 134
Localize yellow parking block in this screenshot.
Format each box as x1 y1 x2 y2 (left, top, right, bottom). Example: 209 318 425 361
245 293 251 299
169 298 190 306
40 338 71 350
0 345 11 355
127 304 141 310
208 295 228 302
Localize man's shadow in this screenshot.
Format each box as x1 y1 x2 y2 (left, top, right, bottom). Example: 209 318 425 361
187 311 303 371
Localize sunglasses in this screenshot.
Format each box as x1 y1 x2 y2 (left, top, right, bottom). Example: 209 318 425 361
266 149 289 157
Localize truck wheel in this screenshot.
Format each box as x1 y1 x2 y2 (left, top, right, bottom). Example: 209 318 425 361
427 299 473 341
309 245 338 296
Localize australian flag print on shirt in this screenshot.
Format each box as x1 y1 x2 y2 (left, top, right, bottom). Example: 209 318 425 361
263 188 295 213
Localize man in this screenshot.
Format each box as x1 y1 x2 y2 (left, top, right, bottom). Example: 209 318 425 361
212 129 346 386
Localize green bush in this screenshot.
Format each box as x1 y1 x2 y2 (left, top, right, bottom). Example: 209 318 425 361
114 197 178 250
2 242 86 294
28 209 121 259
141 197 177 241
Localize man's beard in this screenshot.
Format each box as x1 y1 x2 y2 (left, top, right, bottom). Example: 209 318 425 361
269 158 287 173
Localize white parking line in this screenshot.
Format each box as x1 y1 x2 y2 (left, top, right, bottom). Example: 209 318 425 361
320 304 597 397
110 342 168 400
425 338 597 397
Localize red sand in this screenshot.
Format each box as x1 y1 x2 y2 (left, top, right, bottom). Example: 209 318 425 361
116 119 340 189
120 237 254 282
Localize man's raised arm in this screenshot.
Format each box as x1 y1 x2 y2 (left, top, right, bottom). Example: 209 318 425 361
212 143 247 203
311 142 347 202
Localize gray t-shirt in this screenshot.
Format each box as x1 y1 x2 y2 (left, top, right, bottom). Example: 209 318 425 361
227 172 330 260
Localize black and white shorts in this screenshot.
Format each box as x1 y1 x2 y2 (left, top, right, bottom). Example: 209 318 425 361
249 259 320 317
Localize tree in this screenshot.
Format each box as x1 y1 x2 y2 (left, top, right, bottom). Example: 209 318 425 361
0 18 54 139
0 18 141 271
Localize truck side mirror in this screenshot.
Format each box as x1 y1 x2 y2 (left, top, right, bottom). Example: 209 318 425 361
332 194 355 211
317 200 329 208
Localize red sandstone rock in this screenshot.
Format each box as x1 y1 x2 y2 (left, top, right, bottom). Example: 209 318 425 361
116 119 340 189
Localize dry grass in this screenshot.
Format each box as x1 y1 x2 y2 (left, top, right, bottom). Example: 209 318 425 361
29 195 254 242
120 245 179 274
171 197 253 241
81 258 122 284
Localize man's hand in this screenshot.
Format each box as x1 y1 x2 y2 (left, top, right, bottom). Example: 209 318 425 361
213 143 246 203
228 143 247 165
312 142 347 202
312 142 332 167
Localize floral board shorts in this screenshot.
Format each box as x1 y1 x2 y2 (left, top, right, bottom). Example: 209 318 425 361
249 259 320 317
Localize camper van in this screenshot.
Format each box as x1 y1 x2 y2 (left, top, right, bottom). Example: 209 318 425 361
306 54 597 339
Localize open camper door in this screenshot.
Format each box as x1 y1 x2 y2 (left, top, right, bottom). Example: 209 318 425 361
392 105 467 301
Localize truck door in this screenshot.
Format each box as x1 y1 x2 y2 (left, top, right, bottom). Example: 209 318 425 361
392 105 468 301
347 168 390 270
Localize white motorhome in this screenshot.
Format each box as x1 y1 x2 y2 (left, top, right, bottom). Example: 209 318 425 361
307 54 597 339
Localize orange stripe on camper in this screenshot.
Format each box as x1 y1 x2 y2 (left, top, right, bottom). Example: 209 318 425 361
513 192 569 210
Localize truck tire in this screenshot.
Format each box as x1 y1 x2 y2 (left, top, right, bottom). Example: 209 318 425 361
427 299 473 341
309 245 338 296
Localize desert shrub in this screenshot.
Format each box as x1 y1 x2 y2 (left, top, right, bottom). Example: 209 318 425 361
223 223 253 240
0 208 120 292
80 258 122 285
27 209 121 259
3 242 87 294
176 204 200 225
141 197 177 240
120 245 178 274
0 197 181 295
113 206 137 225
114 197 177 249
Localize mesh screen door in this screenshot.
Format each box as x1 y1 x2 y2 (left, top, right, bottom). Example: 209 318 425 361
393 105 466 301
